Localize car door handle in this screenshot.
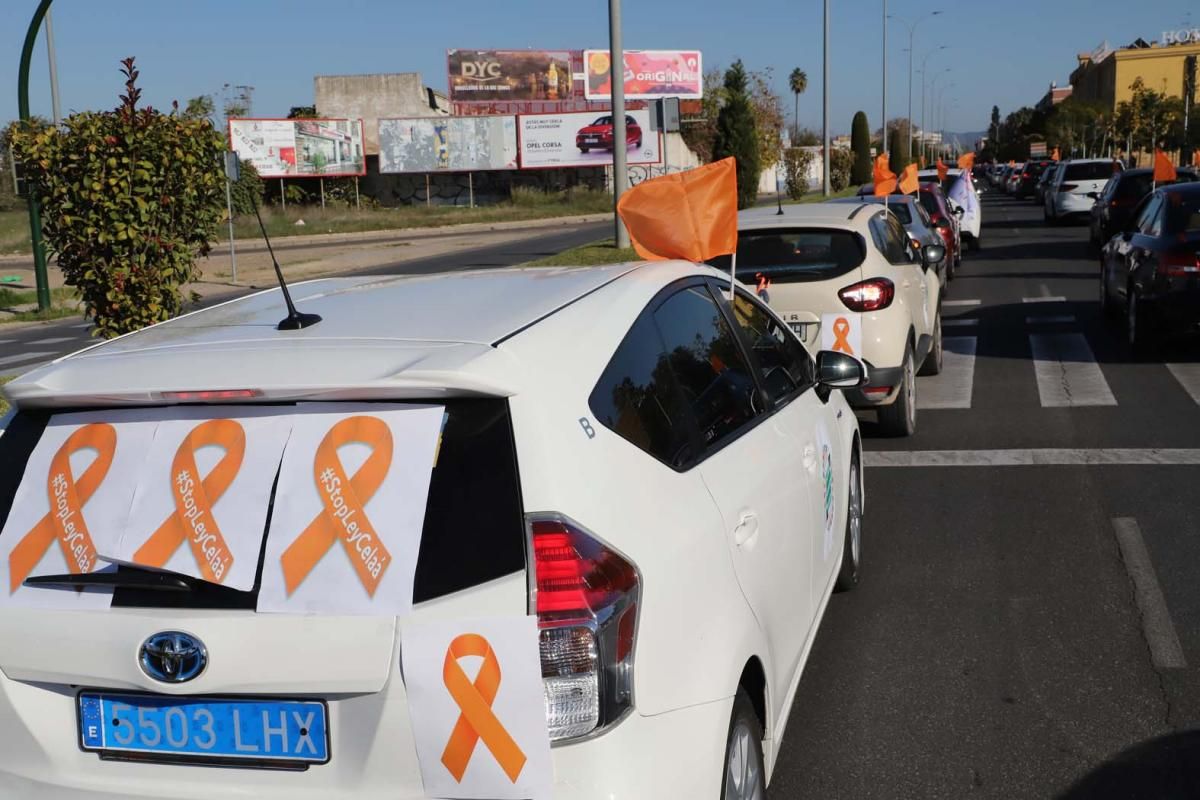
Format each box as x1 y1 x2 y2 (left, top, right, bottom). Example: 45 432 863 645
734 511 760 547
802 444 818 472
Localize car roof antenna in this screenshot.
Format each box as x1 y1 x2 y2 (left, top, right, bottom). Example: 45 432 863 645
252 200 322 331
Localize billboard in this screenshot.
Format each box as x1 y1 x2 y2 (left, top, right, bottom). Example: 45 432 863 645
228 118 366 178
584 50 703 101
518 109 661 169
448 50 575 103
378 116 519 173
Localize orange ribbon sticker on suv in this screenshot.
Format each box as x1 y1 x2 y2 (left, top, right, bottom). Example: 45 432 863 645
441 633 528 783
8 423 116 593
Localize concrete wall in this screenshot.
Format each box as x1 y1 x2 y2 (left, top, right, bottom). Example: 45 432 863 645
314 73 449 156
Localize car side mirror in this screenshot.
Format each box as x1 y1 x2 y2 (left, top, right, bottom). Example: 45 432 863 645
1087 191 1100 200
922 244 946 266
816 350 866 389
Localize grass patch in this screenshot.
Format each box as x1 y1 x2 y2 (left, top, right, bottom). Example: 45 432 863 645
0 286 80 325
0 209 31 254
0 286 76 307
780 185 861 205
233 188 612 241
525 238 640 267
6 305 80 324
0 376 12 417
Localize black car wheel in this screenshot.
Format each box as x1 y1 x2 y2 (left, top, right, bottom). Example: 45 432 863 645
834 452 862 593
1099 266 1118 321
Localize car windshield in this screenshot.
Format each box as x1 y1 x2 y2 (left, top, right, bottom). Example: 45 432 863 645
592 116 613 125
731 228 865 283
1163 191 1200 234
917 191 941 217
1065 162 1118 180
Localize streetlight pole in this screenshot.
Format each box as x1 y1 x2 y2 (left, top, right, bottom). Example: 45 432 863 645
888 11 942 164
881 0 887 162
921 60 949 163
18 0 55 313
823 0 830 196
45 8 61 125
608 0 629 248
931 73 952 161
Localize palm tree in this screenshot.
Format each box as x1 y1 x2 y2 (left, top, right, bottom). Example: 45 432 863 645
789 68 808 138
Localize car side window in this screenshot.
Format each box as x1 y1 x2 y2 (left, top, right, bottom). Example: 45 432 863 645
728 289 815 404
1135 196 1163 235
1099 177 1117 201
652 285 760 450
869 214 910 265
1145 196 1165 237
588 314 697 469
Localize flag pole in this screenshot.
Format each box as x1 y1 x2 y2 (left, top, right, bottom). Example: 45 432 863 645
729 252 737 302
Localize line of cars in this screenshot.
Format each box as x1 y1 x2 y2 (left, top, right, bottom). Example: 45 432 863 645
723 168 983 437
990 156 1200 352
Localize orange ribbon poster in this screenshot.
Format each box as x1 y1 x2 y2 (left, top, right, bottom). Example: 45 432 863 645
899 163 919 196
7 423 116 593
822 312 861 358
257 404 443 616
280 416 394 597
873 153 897 197
441 634 527 783
615 157 738 263
831 317 854 354
132 419 245 583
402 616 552 800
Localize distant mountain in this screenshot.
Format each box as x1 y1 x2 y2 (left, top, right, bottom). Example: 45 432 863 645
942 130 988 147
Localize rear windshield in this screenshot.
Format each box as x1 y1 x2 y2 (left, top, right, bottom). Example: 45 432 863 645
1065 162 1118 181
728 228 866 283
1164 191 1200 234
0 399 525 609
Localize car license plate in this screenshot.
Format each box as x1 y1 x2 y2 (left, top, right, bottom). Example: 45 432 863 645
78 692 328 766
585 136 599 142
789 322 810 338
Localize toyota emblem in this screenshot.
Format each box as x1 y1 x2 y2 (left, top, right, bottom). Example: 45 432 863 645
139 631 207 683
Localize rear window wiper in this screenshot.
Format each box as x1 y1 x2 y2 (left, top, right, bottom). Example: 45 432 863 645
24 568 200 593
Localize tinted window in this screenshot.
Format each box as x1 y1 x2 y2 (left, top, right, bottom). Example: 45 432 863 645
0 401 526 609
1065 162 1119 181
729 291 814 403
869 213 911 264
1115 174 1154 201
733 228 865 283
1163 191 1200 234
589 315 696 468
653 285 759 449
1135 196 1163 235
917 191 941 217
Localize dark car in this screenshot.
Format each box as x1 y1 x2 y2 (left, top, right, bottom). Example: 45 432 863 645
1034 164 1060 205
1088 167 1199 252
845 191 949 287
1014 160 1054 199
576 115 642 153
1100 182 1200 351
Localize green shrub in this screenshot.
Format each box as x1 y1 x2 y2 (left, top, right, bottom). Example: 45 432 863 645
850 111 872 184
829 148 855 192
783 148 814 199
228 158 263 216
713 61 761 209
9 58 225 337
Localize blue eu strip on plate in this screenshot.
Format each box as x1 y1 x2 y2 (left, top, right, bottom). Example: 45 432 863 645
78 692 328 765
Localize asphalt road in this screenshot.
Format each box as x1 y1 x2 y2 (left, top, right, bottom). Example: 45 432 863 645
770 189 1200 798
0 219 607 376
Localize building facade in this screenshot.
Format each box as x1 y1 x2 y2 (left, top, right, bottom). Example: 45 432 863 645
1070 37 1200 109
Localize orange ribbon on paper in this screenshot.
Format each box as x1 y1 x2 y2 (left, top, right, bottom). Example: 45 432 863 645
831 317 853 354
440 633 527 783
9 423 116 593
280 416 393 596
133 419 245 583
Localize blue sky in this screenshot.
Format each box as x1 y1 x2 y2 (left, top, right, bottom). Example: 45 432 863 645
2 0 1197 137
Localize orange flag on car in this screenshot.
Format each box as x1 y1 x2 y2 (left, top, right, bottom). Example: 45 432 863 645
1193 149 1200 168
1007 159 1015 168
957 152 976 171
873 153 897 197
936 158 948 182
1051 147 1060 161
899 163 919 195
616 158 738 262
1153 149 1177 183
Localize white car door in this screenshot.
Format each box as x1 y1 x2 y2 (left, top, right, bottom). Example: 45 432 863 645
724 287 845 604
875 212 935 339
648 281 815 708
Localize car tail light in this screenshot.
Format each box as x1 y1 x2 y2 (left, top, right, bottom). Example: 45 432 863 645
528 514 639 741
1162 252 1200 278
1060 183 1078 192
839 278 895 312
1022 173 1030 179
161 389 261 401
863 385 892 397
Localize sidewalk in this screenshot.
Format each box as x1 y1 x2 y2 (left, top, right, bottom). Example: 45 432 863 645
0 213 610 320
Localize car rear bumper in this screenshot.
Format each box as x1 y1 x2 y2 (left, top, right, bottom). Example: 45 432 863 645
847 364 903 407
1144 289 1200 334
1053 193 1093 215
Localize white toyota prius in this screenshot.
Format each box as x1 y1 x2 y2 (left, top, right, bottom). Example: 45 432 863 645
0 262 864 799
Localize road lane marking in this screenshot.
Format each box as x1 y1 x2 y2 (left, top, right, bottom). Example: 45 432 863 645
865 449 1200 467
1030 333 1116 407
1166 364 1200 405
1111 518 1186 669
1022 296 1067 303
1024 315 1076 324
943 299 981 307
0 350 55 367
918 337 976 409
943 318 979 328
28 336 75 345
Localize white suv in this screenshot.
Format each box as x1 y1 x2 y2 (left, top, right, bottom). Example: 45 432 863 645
1045 158 1123 222
732 203 945 436
0 263 864 799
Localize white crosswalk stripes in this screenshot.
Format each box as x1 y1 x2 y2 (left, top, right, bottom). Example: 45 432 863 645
943 318 979 328
1029 334 1116 407
0 350 55 368
28 336 76 345
918 338 976 409
1166 364 1200 405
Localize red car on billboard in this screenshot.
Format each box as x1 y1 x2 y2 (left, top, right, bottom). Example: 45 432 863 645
575 115 643 153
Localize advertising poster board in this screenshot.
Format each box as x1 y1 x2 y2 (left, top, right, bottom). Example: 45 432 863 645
448 50 576 103
518 109 660 169
378 117 519 173
584 50 703 101
228 118 366 177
